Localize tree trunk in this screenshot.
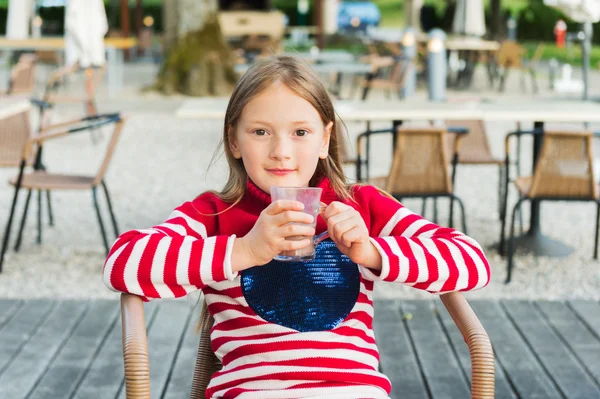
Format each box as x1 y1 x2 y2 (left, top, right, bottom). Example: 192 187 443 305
490 0 502 40
155 0 237 96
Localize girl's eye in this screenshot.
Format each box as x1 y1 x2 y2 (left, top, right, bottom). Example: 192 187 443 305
295 130 309 137
254 129 268 136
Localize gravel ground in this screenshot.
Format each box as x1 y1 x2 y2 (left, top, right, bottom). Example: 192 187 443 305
0 63 599 301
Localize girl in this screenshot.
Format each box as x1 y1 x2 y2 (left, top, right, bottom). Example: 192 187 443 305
103 55 490 399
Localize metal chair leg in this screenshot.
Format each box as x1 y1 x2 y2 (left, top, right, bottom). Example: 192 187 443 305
0 184 23 273
46 190 54 226
498 164 504 221
421 198 428 218
37 190 42 244
449 194 467 234
14 189 33 252
101 181 120 239
433 198 439 224
594 201 600 260
92 187 110 255
506 197 525 284
448 195 455 229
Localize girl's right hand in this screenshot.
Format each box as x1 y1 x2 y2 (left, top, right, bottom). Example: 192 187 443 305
233 200 315 271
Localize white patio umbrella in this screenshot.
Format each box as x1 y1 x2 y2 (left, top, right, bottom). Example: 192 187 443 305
452 0 486 37
6 0 35 39
64 0 109 68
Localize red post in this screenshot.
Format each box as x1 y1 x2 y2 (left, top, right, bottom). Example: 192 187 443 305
554 19 567 48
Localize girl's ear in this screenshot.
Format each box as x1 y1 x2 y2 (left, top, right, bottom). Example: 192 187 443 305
228 126 242 159
319 121 334 159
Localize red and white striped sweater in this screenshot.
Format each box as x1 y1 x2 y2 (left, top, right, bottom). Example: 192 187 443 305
103 178 490 399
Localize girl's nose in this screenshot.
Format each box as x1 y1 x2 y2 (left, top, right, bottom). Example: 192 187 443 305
270 135 292 160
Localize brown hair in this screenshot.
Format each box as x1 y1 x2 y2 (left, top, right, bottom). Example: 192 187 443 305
206 55 353 207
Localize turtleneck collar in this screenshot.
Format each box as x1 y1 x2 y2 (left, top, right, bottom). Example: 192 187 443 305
245 177 339 207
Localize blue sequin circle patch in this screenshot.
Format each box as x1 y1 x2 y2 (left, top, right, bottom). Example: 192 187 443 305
240 239 360 332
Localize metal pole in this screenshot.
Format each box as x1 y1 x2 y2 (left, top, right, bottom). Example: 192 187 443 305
427 28 447 102
401 27 416 98
582 22 592 101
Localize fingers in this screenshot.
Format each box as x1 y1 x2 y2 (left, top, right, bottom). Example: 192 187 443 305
277 223 316 239
340 227 369 248
265 200 305 215
322 201 350 221
279 238 313 251
273 210 314 226
330 217 358 247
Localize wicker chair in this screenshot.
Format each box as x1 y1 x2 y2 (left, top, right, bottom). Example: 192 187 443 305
496 41 544 93
120 288 495 399
349 54 411 101
0 113 125 273
499 131 599 283
1 54 37 96
366 128 469 233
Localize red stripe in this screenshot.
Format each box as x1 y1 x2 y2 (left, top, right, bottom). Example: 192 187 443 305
211 331 296 352
213 316 268 332
411 238 440 291
452 238 480 290
436 239 460 293
345 310 373 329
204 285 243 298
108 232 139 292
372 238 399 281
137 234 161 298
208 302 255 317
187 238 203 287
209 370 391 398
222 339 379 365
455 237 490 287
163 237 187 298
332 326 377 345
211 236 227 282
166 216 204 238
390 213 421 236
397 238 418 284
362 279 374 291
222 357 377 375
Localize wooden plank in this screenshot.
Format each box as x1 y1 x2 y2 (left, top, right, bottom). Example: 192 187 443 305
118 299 192 399
435 299 517 399
569 300 600 340
0 300 88 399
537 301 600 387
27 300 119 399
0 300 54 376
0 299 22 330
373 300 429 399
163 305 202 399
502 300 600 399
403 300 469 399
73 301 158 399
469 300 562 399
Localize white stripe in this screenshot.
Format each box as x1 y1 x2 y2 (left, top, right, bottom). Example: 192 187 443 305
210 365 385 387
204 293 248 307
225 348 379 370
384 237 410 283
122 235 151 296
151 238 176 298
417 238 449 293
213 309 270 323
102 243 126 291
211 324 293 341
156 222 187 236
378 207 410 236
175 236 196 295
361 238 389 281
231 385 390 399
401 217 430 237
438 238 470 292
216 331 378 357
224 235 237 281
405 238 429 284
199 236 216 285
168 209 208 237
452 238 488 290
134 228 162 235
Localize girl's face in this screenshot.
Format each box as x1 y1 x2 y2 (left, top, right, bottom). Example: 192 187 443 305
229 82 333 194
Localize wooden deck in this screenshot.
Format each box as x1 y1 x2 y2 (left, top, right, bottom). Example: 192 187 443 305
0 298 599 399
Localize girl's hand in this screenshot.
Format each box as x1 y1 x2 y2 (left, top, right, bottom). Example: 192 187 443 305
234 200 316 270
320 201 381 268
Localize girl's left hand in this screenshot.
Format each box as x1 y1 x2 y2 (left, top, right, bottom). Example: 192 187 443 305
320 201 381 268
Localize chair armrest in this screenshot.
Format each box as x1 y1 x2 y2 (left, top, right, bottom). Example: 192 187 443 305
121 294 151 399
439 292 495 399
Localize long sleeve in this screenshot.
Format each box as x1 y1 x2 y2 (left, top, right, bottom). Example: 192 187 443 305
102 197 237 300
356 186 490 294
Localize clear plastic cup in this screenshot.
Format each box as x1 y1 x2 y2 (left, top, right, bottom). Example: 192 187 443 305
270 186 328 261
